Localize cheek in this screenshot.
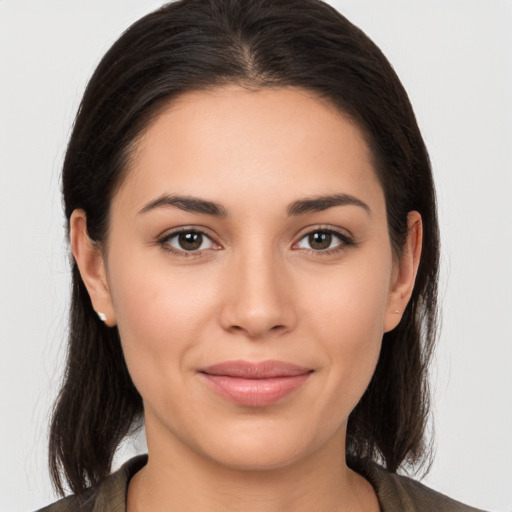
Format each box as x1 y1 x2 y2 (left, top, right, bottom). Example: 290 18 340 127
303 254 392 345
107 251 219 393
299 253 392 403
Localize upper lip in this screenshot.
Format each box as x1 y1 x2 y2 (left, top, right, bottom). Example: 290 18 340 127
199 360 313 379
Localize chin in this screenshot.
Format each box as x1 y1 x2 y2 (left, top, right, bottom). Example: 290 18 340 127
187 416 341 473
203 439 309 472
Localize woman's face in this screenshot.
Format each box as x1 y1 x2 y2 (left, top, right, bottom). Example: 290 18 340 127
75 86 418 470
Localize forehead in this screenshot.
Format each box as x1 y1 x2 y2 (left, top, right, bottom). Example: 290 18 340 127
116 86 383 215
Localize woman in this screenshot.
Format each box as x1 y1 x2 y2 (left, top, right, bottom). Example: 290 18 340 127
37 0 485 510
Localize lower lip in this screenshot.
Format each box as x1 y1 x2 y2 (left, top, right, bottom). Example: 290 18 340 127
200 373 312 407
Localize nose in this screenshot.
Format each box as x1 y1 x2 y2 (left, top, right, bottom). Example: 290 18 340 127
219 246 297 339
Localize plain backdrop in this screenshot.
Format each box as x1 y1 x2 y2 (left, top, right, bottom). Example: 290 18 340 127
1 1 511 510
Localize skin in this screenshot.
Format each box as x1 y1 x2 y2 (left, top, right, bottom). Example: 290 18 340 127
71 86 422 512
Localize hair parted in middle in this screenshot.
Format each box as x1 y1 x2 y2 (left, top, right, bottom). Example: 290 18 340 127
50 0 439 496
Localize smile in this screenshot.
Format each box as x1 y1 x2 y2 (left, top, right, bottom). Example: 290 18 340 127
198 360 313 407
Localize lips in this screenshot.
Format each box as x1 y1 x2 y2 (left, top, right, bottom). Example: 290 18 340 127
198 360 313 407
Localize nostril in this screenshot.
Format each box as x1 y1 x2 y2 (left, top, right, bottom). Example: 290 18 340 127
218 283 297 338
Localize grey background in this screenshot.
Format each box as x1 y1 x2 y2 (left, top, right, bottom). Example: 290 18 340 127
1 1 511 510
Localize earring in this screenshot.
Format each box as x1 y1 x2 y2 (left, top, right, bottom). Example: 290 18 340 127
97 311 107 322
393 310 401 314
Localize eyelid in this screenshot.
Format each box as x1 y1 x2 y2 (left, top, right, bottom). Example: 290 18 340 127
156 224 355 258
292 226 355 253
157 226 222 257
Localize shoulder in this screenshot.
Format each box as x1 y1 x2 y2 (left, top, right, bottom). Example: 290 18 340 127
351 459 488 512
35 455 148 512
36 489 95 512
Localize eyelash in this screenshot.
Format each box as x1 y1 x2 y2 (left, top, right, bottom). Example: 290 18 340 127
158 227 218 258
294 228 355 255
157 227 355 258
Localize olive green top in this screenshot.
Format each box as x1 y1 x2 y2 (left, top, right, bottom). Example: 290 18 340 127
37 455 486 512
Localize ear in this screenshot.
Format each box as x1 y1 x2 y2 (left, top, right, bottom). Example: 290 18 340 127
384 211 422 332
70 209 116 327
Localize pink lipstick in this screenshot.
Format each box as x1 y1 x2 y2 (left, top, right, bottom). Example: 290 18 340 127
198 360 313 407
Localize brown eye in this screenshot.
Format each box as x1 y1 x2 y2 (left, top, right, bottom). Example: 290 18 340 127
178 232 203 251
308 231 333 250
295 229 352 253
162 230 216 253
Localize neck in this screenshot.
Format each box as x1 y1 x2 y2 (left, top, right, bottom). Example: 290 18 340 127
127 422 377 512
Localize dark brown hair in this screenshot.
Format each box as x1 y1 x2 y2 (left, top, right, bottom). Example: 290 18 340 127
50 0 439 496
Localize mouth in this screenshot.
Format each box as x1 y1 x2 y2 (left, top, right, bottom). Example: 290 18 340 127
198 360 313 407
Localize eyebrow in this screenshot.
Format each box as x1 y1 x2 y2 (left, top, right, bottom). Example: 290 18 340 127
138 192 370 217
139 194 228 216
286 193 371 216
